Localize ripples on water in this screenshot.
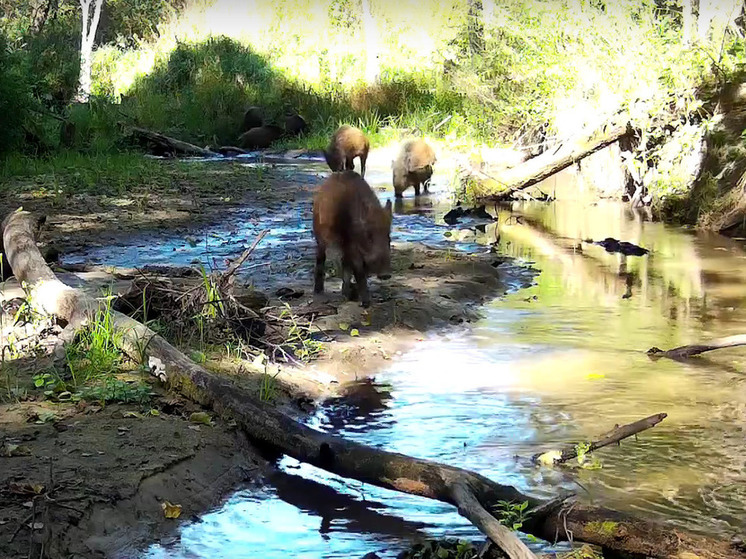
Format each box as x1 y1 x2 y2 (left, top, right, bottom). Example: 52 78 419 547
78 160 746 558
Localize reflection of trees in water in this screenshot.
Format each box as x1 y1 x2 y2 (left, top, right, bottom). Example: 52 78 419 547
317 380 395 435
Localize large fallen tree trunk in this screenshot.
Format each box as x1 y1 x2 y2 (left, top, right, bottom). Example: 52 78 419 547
647 334 746 359
3 209 743 559
130 127 218 158
484 122 633 201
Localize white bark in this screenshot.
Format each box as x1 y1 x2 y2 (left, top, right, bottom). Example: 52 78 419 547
76 0 104 102
361 0 380 85
682 0 694 44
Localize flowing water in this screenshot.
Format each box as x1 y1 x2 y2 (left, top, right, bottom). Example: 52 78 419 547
66 158 746 558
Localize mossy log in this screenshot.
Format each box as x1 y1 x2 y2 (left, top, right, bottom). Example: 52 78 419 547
2 208 743 559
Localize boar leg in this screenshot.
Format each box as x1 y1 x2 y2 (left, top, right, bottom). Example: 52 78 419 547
341 258 356 301
352 264 371 308
345 157 355 172
414 182 421 196
314 241 327 293
360 155 367 178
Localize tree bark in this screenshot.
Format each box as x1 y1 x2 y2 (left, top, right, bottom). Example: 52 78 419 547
647 334 746 359
2 209 744 559
484 123 633 201
77 0 104 102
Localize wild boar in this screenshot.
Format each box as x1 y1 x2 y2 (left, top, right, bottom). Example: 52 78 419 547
237 125 283 149
324 125 370 178
284 112 307 137
392 139 437 197
240 106 264 134
313 171 392 307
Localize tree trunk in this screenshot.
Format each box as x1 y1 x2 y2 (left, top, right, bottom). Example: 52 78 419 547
361 0 380 85
130 127 219 157
2 209 744 559
682 0 695 43
467 0 484 54
485 123 633 201
76 0 104 102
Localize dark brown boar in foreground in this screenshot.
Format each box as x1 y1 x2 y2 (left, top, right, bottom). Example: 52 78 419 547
324 125 370 178
313 171 392 307
237 125 283 149
392 138 437 197
240 106 264 133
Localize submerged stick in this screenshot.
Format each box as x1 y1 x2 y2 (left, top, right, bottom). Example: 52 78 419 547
647 335 746 359
532 413 667 465
3 209 743 559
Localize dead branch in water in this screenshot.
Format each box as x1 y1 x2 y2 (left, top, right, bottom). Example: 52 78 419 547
647 334 746 359
532 413 668 465
2 208 744 559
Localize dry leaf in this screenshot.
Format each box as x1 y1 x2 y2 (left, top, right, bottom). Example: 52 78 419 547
161 501 182 519
123 411 142 419
189 412 212 426
5 444 32 457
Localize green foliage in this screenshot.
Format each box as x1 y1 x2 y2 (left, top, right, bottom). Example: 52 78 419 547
399 539 479 559
28 295 153 406
575 441 602 470
0 32 34 154
492 500 530 531
278 303 324 361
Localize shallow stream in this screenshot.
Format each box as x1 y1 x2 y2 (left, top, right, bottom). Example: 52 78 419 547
66 158 746 558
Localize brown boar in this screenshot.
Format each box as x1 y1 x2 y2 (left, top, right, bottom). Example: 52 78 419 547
240 106 264 133
324 125 370 178
284 112 307 137
392 139 437 197
313 171 393 307
237 125 284 149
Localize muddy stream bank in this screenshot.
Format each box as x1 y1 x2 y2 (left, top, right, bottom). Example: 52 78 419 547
2 153 746 558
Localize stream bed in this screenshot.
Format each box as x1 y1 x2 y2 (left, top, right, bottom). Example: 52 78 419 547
65 159 746 558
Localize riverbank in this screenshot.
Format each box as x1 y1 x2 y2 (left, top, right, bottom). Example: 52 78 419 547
0 149 535 558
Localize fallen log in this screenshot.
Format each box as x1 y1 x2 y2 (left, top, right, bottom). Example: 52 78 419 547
3 208 744 559
647 334 746 359
532 413 667 465
55 262 200 279
483 123 633 201
130 127 218 158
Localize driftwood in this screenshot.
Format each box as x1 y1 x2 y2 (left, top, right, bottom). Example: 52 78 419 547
484 123 633 201
647 334 746 359
532 413 667 465
3 209 744 559
130 127 218 158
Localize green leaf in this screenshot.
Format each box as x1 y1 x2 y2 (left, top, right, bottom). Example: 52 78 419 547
34 378 45 388
350 328 360 337
338 322 350 331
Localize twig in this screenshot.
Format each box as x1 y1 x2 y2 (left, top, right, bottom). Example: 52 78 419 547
220 229 270 282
